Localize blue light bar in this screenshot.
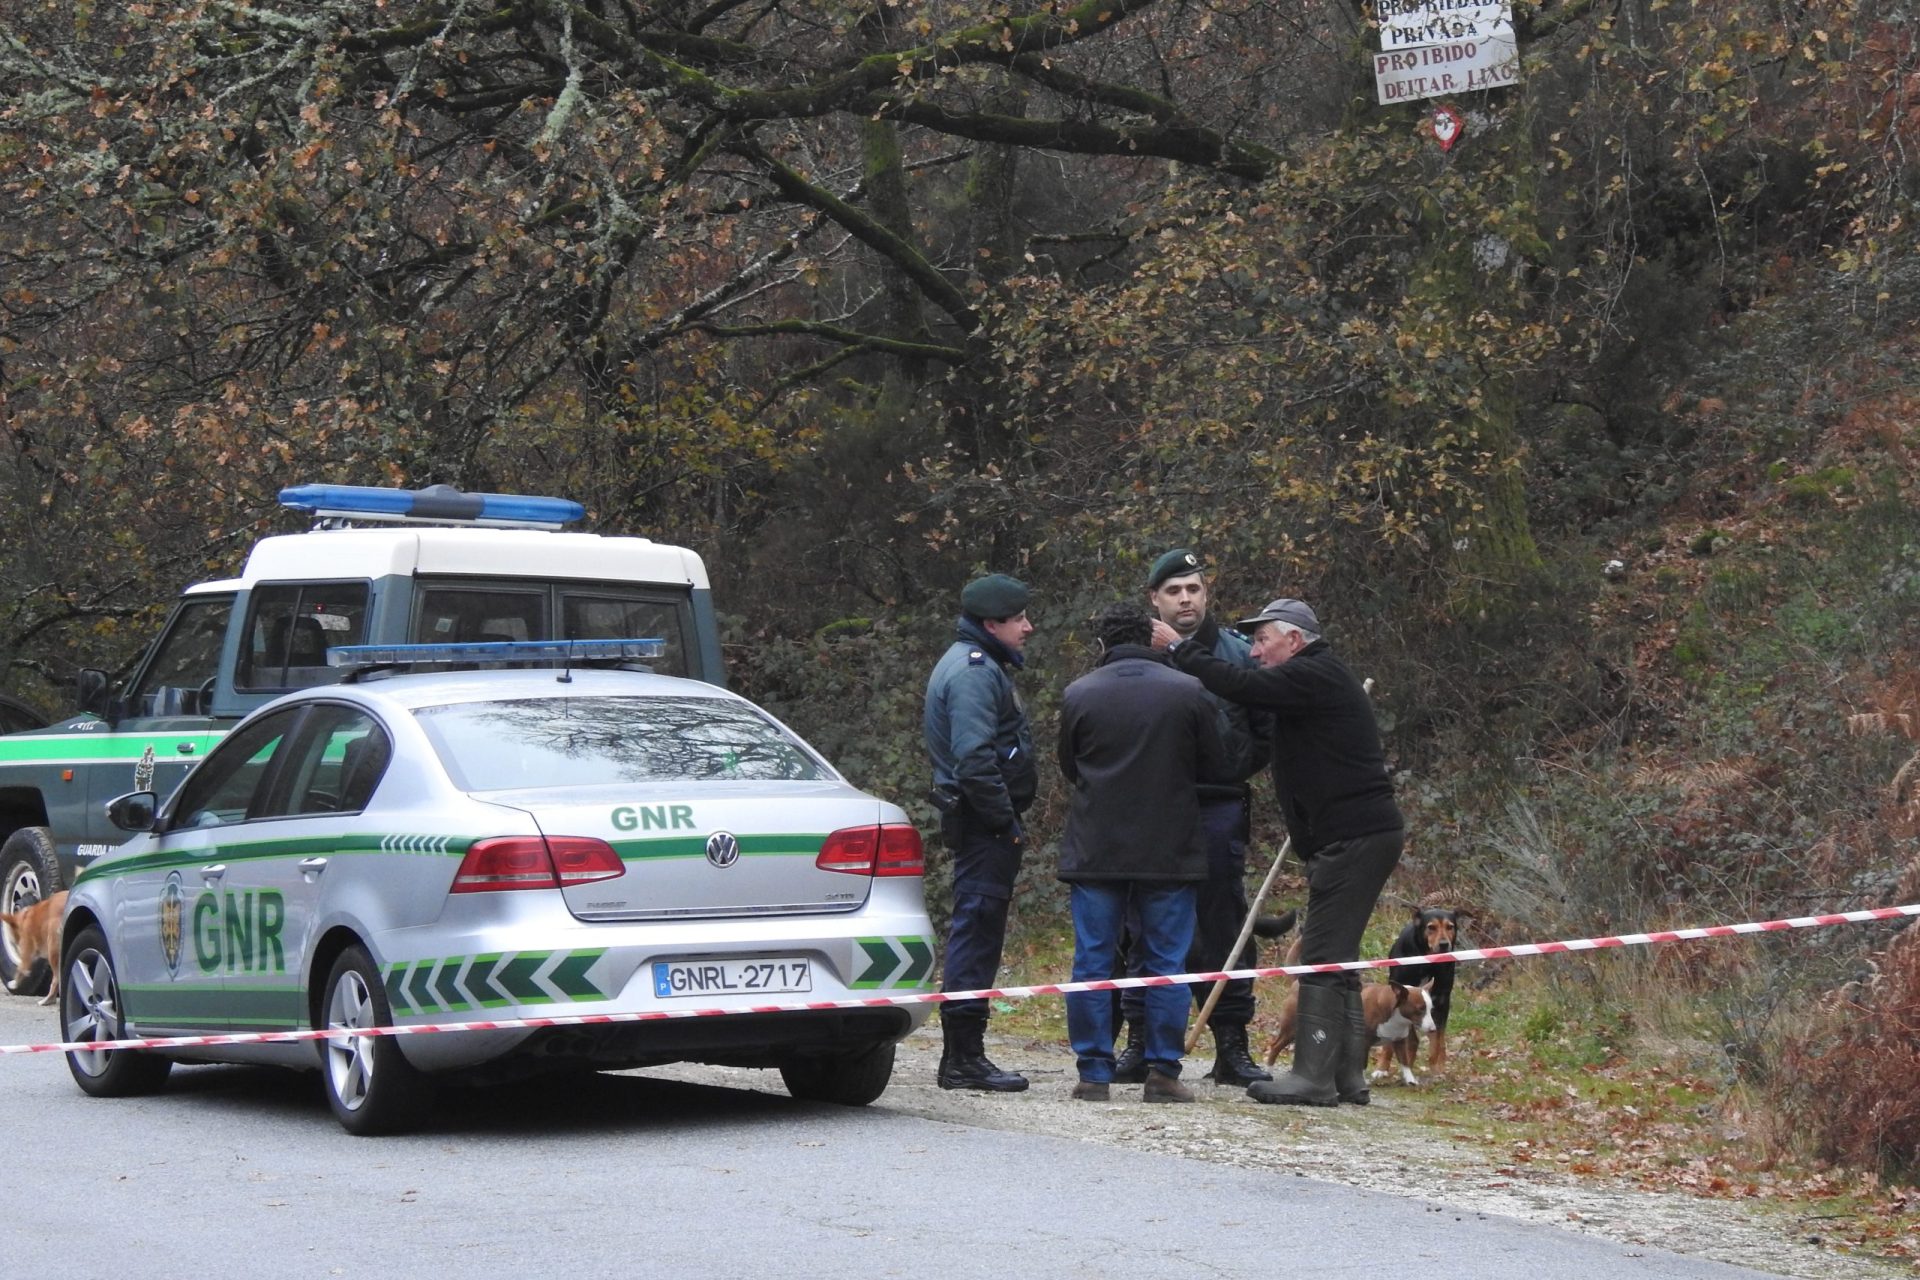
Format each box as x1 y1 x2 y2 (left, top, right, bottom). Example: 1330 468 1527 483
327 639 666 668
278 484 585 530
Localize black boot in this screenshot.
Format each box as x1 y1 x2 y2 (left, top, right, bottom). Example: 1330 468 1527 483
1247 982 1340 1106
1111 1018 1149 1084
1206 1021 1272 1087
1335 985 1372 1106
937 1017 1029 1092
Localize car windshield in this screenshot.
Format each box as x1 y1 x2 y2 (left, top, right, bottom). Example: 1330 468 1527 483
414 695 830 790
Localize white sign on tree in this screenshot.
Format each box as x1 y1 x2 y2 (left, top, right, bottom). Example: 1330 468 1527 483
1372 0 1521 105
1373 35 1519 105
1378 0 1514 52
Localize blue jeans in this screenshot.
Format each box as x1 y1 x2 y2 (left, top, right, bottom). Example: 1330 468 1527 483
1067 882 1196 1082
1121 798 1255 1021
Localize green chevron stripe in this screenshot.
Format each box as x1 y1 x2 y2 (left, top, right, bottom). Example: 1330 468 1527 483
406 960 439 1013
433 958 469 1011
851 938 901 988
384 964 410 1013
548 950 607 1000
493 953 546 1002
468 953 512 1007
899 936 934 985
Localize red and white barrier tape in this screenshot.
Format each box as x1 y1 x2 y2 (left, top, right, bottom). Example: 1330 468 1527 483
5 902 1916 1059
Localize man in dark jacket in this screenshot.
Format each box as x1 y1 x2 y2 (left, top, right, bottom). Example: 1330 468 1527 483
1111 549 1273 1088
1058 604 1231 1103
924 572 1038 1092
1152 597 1403 1107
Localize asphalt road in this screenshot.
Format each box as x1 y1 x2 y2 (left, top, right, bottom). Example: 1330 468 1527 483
0 995 1778 1280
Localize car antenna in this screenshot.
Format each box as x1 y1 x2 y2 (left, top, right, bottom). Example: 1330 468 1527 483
558 639 574 685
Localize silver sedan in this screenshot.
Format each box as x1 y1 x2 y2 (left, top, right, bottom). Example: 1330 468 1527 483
61 664 934 1134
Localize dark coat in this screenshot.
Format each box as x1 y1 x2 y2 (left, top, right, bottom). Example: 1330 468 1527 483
1055 645 1232 883
1168 638 1402 857
923 617 1036 832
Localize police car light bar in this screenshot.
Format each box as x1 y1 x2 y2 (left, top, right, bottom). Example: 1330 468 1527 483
326 639 666 668
278 483 585 530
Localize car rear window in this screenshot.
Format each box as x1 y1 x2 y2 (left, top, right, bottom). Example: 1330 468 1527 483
414 695 829 789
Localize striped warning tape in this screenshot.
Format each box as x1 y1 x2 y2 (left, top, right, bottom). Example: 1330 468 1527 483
4 902 1915 1058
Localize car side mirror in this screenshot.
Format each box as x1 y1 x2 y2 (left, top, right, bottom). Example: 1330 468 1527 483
106 790 159 833
75 668 111 718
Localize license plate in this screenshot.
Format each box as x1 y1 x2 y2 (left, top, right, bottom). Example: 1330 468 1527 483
653 957 813 999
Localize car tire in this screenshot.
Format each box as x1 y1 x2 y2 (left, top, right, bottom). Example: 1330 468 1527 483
320 944 433 1136
0 826 63 996
63 925 173 1097
779 1041 897 1106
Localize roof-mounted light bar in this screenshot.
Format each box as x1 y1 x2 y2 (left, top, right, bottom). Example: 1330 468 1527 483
327 639 666 668
278 483 585 530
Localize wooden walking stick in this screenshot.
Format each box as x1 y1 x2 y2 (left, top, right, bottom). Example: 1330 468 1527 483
1184 834 1292 1053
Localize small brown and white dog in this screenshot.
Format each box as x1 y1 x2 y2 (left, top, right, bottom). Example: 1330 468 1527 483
1265 978 1438 1086
1 890 68 1007
1366 979 1438 1086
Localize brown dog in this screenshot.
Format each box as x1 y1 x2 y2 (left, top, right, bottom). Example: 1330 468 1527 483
1265 978 1436 1085
1 890 68 1007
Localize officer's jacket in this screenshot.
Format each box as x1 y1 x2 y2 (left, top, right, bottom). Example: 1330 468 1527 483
1055 644 1232 882
923 617 1036 832
1189 617 1268 801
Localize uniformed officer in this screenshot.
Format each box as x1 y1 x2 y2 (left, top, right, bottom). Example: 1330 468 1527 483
923 573 1037 1092
1111 549 1273 1088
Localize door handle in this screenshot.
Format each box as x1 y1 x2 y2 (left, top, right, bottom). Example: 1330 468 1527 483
297 857 329 878
177 742 196 755
200 864 227 881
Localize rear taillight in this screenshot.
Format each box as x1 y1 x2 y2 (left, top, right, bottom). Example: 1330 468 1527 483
816 824 924 877
452 836 624 893
547 837 626 886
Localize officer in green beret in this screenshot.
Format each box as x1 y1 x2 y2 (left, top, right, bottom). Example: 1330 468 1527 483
1107 550 1274 1088
922 572 1037 1091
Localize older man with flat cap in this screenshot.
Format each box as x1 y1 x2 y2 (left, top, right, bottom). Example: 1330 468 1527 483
923 572 1037 1091
1152 597 1403 1107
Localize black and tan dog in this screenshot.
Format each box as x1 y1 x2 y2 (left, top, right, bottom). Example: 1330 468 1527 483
1385 905 1470 1071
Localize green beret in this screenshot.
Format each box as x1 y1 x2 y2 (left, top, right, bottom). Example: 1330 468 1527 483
960 573 1030 619
1147 548 1203 591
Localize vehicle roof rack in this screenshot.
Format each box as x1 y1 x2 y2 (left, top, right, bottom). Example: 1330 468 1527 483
278 483 585 531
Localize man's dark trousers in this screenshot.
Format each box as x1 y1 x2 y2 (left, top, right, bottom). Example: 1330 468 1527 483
940 812 1022 1022
1121 797 1253 1020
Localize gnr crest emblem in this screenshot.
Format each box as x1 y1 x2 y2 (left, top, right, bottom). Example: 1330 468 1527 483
160 872 184 975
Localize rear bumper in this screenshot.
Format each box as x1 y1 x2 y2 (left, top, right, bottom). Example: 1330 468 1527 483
372 898 937 1073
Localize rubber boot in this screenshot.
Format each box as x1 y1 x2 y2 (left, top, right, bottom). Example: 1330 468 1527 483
1111 1017 1149 1084
1335 985 1372 1106
1246 982 1340 1106
937 1017 1029 1092
1206 1021 1272 1087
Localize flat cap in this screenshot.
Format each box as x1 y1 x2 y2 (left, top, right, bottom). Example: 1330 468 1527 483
1235 597 1321 634
961 573 1030 619
1146 548 1204 591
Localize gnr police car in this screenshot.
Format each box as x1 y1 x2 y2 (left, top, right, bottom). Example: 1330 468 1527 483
0 484 727 994
61 641 934 1134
